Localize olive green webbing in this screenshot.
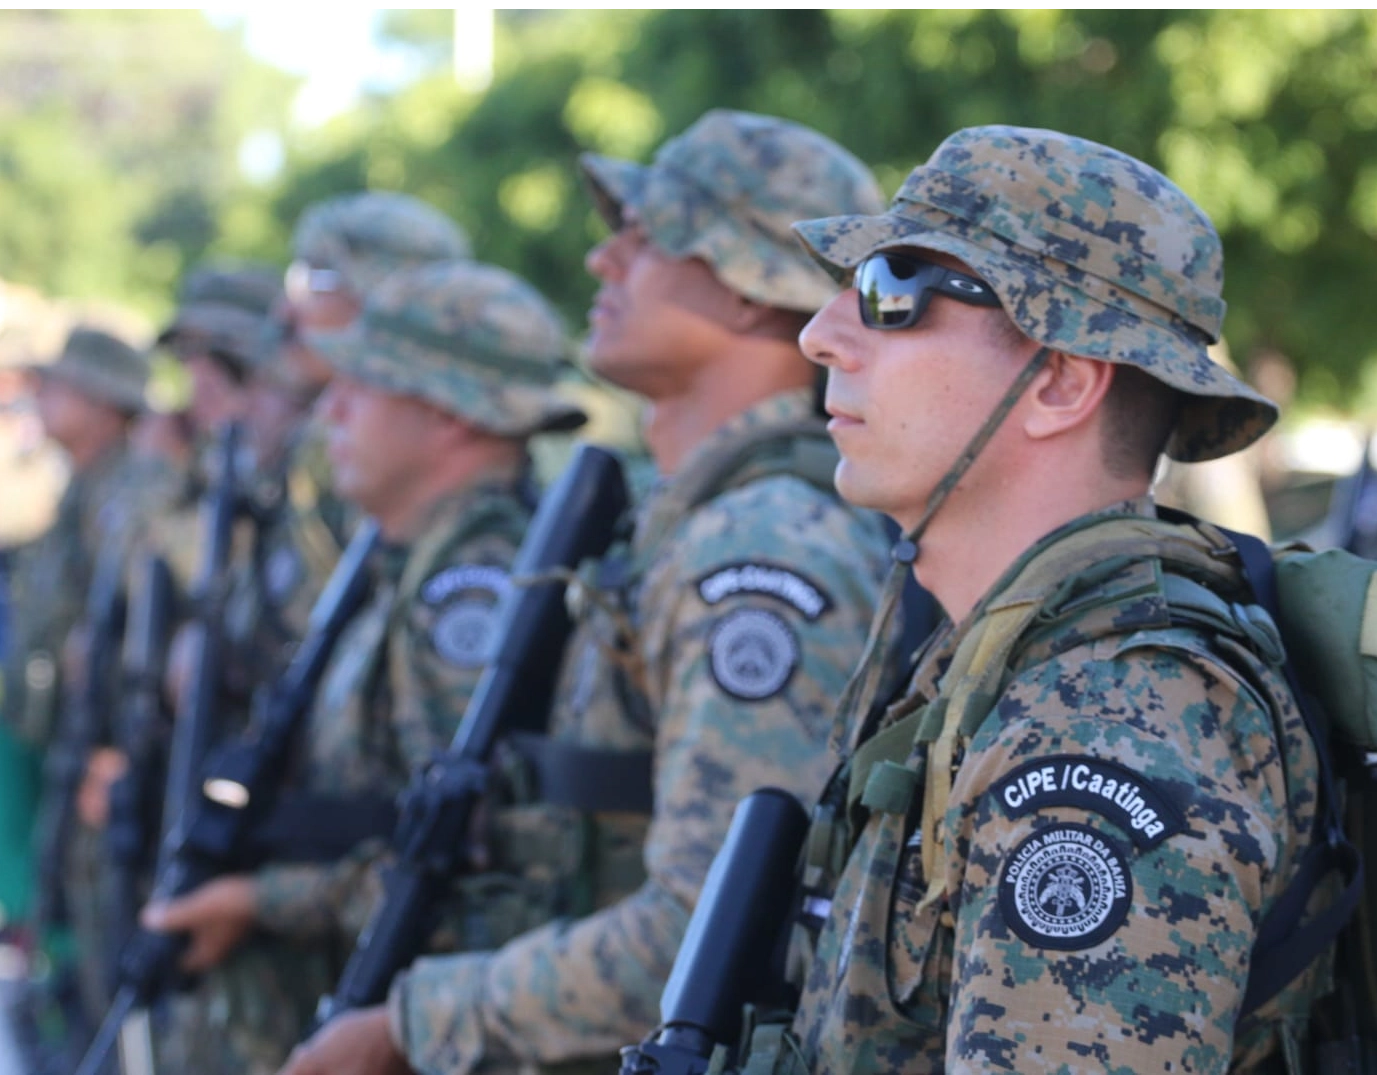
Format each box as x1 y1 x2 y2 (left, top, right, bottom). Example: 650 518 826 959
913 513 1239 896
831 346 1053 755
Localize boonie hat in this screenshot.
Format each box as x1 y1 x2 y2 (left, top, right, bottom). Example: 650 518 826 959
792 125 1276 462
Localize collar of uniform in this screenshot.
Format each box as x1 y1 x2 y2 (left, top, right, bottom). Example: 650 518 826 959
882 496 1156 731
369 461 529 583
632 386 816 552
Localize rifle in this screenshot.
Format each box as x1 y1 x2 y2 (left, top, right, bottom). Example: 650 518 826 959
76 512 383 1075
105 554 176 988
74 421 244 1075
313 443 629 1026
618 788 809 1075
32 536 126 950
74 512 379 1075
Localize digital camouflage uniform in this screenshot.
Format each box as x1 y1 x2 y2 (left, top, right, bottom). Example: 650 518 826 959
144 264 284 593
226 191 474 690
158 259 586 1075
740 126 1329 1074
0 328 166 1022
388 110 894 1075
2 329 156 750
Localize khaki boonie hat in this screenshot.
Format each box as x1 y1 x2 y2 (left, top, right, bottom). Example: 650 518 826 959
34 326 149 414
580 109 884 313
291 192 472 299
792 125 1276 462
307 260 587 438
159 265 281 370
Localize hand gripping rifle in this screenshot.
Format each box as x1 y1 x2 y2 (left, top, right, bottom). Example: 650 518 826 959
618 789 810 1075
312 443 629 1026
104 553 176 988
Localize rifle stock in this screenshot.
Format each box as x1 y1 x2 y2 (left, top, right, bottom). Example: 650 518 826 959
314 443 629 1026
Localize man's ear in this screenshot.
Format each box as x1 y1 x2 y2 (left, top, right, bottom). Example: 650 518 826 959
1022 351 1114 441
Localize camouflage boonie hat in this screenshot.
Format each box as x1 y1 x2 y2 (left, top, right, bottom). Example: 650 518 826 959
792 125 1276 462
33 326 149 413
580 109 884 313
306 260 587 438
291 192 472 299
158 264 282 370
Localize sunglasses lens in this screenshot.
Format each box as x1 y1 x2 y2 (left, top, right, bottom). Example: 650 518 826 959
856 255 923 329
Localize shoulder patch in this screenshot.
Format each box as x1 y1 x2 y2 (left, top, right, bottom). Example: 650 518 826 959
708 608 799 701
999 823 1132 950
420 563 510 668
696 562 832 620
991 755 1185 850
420 564 510 606
430 599 498 668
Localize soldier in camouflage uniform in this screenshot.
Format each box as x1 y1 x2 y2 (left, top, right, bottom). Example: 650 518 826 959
281 110 895 1075
1 327 159 1021
714 125 1328 1074
143 259 586 1075
246 191 475 663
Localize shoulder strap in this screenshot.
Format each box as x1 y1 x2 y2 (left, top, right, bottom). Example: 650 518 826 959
1214 522 1365 1016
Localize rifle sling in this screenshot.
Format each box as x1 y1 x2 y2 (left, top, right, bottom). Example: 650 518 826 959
249 791 399 864
508 733 654 815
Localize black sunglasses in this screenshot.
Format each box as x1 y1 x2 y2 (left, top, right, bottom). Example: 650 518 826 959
855 252 1001 330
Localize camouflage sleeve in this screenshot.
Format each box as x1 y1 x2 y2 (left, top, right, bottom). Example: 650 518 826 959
935 636 1316 1073
389 480 888 1075
388 532 519 771
254 839 386 943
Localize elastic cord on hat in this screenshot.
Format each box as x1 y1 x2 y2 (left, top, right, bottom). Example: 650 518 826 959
831 345 1054 752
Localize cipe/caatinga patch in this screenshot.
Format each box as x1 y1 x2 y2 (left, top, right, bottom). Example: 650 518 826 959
991 755 1185 849
999 823 1132 950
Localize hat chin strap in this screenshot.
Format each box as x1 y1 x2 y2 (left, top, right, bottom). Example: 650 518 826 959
831 345 1054 752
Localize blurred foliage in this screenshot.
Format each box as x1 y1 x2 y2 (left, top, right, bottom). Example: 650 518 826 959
245 9 1377 409
0 10 295 320
5 10 1377 411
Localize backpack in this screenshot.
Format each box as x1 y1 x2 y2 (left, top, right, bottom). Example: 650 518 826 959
1172 515 1373 1065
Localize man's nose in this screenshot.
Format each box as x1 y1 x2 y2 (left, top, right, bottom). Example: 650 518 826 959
800 291 862 372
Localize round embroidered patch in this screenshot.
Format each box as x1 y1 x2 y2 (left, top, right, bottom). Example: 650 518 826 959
431 599 497 668
708 608 799 701
998 823 1132 950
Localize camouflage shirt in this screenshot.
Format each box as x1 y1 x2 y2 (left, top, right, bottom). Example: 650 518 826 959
2 443 168 747
389 388 894 1075
222 417 356 704
790 502 1326 1075
155 472 534 1075
253 472 533 934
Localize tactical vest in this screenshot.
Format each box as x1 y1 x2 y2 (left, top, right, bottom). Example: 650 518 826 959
493 416 842 919
745 513 1318 1075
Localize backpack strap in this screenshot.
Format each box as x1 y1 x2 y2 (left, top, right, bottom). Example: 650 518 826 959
1165 512 1366 1015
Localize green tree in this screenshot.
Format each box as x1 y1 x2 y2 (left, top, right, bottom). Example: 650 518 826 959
265 10 1377 408
0 10 296 319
